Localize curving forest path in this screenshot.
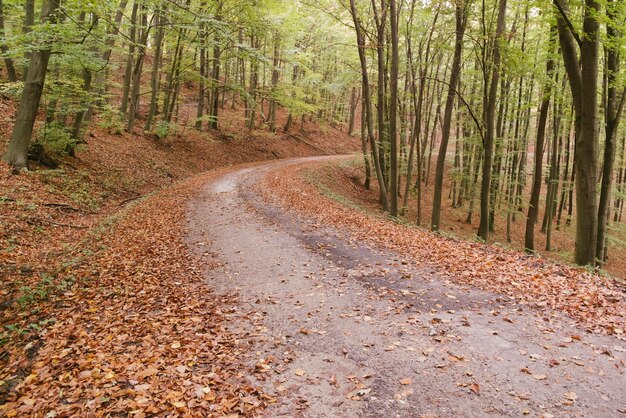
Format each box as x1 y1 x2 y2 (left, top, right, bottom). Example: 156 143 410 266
186 157 625 417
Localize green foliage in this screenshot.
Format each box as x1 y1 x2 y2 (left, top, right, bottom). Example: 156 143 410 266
305 170 366 213
1 318 56 347
155 121 174 140
0 81 24 99
30 122 77 161
39 169 101 209
16 274 59 307
97 105 125 135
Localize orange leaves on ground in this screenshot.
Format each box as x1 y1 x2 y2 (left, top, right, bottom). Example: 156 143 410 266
259 161 626 337
1 170 267 416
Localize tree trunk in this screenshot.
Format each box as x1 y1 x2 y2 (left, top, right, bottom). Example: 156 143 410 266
146 4 164 132
596 0 625 263
268 33 281 132
0 0 18 81
432 1 466 231
374 0 389 208
3 0 60 168
127 5 149 132
555 0 601 266
389 0 400 216
525 27 556 251
209 1 223 130
348 87 358 136
120 1 139 115
22 0 35 80
477 0 507 241
360 88 372 190
350 0 388 211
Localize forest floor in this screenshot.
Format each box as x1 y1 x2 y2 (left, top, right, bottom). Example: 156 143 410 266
0 99 359 415
1 95 625 415
316 157 626 280
186 157 625 417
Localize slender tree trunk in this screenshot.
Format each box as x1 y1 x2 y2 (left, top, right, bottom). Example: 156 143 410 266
389 0 400 216
557 115 574 229
195 5 207 131
350 0 388 211
0 0 18 81
127 5 149 132
478 0 507 241
402 9 438 215
247 33 259 130
87 0 128 120
467 146 483 224
348 87 358 136
146 5 164 132
209 1 223 130
268 33 281 132
596 0 625 263
22 0 35 80
70 13 99 142
120 1 139 115
614 133 626 222
374 0 389 206
361 84 372 190
432 1 467 231
525 28 556 251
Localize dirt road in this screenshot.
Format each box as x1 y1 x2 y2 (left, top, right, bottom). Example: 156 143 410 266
186 158 625 417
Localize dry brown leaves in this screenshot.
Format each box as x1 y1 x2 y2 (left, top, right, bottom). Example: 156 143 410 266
259 162 626 337
1 169 270 416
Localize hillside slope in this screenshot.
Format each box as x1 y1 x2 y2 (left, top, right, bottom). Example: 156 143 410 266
0 98 359 409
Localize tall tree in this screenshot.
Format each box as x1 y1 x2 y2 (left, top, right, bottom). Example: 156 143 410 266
349 0 389 211
432 0 468 231
554 0 601 265
525 26 556 252
596 0 626 263
478 0 507 241
389 0 400 216
0 0 18 81
3 0 61 168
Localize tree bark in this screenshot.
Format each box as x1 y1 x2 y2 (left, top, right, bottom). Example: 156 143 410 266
146 4 165 132
596 0 625 263
209 0 223 130
554 0 601 266
3 0 60 168
389 0 400 216
349 0 389 211
120 2 139 115
0 0 18 81
127 5 149 132
477 0 507 241
432 1 467 231
22 0 35 80
524 27 556 252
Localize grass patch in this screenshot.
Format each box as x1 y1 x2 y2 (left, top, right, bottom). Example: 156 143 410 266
303 169 367 213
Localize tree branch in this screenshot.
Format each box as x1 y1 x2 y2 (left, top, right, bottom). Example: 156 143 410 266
552 0 582 47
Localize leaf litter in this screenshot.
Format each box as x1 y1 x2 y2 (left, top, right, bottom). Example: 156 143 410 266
1 168 271 416
258 161 626 337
